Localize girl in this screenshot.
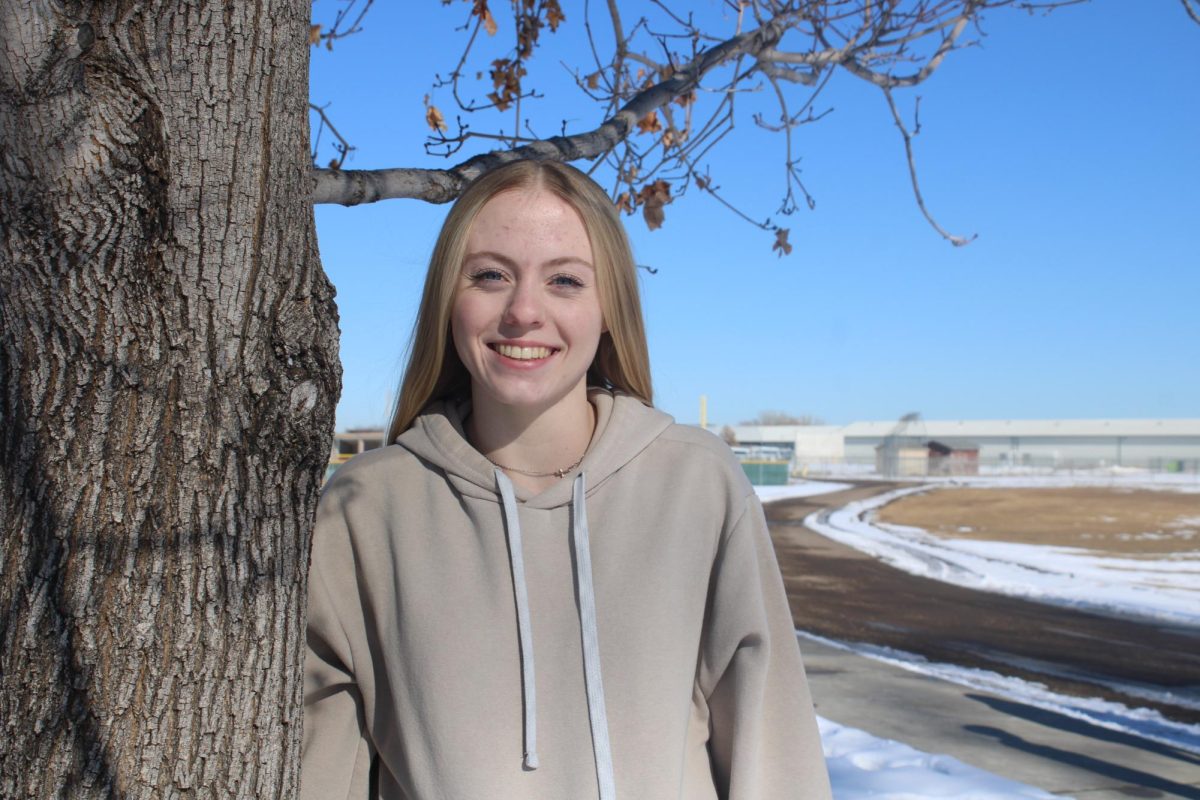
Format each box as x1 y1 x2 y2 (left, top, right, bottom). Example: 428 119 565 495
302 159 831 799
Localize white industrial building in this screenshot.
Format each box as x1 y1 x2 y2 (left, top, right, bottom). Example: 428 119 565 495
718 418 1200 475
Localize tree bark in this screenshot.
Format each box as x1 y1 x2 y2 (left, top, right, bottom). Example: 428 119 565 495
0 2 339 797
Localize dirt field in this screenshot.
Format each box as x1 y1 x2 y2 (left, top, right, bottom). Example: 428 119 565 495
874 486 1200 556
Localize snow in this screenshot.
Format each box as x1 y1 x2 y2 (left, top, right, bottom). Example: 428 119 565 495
804 484 1200 626
754 480 852 502
801 632 1200 759
818 716 1059 799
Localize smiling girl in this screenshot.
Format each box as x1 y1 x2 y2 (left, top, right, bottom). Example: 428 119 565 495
301 160 831 799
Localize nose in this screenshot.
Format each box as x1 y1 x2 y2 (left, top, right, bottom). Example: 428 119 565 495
502 279 544 329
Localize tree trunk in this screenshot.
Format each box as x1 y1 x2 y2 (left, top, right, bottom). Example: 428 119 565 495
0 2 339 797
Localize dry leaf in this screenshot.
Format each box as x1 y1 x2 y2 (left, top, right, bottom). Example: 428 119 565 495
483 8 498 36
637 111 662 135
426 104 448 133
546 0 565 31
695 175 709 190
643 204 665 231
308 24 322 46
772 228 793 257
586 71 600 90
661 128 686 149
673 91 695 109
615 192 633 214
637 180 672 231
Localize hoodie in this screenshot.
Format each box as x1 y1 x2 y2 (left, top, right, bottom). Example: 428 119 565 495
302 389 832 799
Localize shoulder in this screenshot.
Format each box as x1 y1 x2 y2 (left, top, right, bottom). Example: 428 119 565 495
647 422 755 501
320 444 429 506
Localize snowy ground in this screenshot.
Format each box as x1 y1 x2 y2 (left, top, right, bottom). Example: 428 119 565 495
803 482 1200 626
802 631 1200 759
754 480 1200 797
754 480 852 502
755 483 1067 796
817 715 1059 800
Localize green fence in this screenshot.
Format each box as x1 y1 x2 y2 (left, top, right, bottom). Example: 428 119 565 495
740 460 790 486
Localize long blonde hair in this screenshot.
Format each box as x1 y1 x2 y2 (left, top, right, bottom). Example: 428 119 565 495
386 160 653 442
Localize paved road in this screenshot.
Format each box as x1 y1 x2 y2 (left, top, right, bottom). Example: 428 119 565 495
767 481 1200 798
767 480 1200 724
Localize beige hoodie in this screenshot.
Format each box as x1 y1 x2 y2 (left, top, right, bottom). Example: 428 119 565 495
302 389 831 799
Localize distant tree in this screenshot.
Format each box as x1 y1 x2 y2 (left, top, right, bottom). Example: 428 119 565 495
742 411 825 426
721 425 739 446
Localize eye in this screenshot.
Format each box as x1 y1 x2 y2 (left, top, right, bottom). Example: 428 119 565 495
549 273 585 289
467 268 507 283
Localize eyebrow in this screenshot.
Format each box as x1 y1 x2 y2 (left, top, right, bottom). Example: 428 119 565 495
463 250 595 271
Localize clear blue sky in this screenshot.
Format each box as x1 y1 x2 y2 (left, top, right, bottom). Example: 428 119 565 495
310 1 1199 430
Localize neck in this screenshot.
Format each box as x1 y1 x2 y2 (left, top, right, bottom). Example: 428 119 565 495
467 385 595 492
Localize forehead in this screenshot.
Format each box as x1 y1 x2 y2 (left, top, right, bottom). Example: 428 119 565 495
466 188 592 257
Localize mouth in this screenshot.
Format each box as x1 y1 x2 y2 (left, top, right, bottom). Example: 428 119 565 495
489 343 558 361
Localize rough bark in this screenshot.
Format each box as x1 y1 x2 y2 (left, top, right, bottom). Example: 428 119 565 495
0 2 340 797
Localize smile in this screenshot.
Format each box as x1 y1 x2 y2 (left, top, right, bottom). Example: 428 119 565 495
491 343 556 360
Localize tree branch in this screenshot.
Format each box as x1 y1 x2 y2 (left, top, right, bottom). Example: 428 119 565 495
313 16 794 204
882 88 976 247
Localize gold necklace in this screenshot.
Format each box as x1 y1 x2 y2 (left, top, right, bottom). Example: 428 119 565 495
485 453 585 479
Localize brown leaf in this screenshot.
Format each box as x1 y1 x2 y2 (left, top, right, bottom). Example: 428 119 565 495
586 71 600 90
772 228 793 257
487 91 511 112
482 8 498 36
308 24 322 46
636 111 662 135
426 104 448 133
695 175 709 191
637 180 672 231
643 203 665 231
673 91 696 109
545 0 565 31
615 192 633 214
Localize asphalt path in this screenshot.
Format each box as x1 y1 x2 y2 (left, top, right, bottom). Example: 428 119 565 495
766 480 1200 726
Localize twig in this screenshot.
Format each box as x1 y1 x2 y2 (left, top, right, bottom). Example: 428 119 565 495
882 88 976 247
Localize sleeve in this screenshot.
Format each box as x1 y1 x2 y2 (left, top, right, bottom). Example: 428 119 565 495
698 494 832 800
300 492 375 800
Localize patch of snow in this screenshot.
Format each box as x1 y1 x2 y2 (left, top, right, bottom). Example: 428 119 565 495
754 481 852 502
800 631 1200 758
805 486 1200 626
819 717 1060 799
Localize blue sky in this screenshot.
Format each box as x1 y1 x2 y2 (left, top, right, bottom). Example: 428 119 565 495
310 1 1199 429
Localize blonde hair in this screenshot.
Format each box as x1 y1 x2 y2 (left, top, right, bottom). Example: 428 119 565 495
386 160 653 442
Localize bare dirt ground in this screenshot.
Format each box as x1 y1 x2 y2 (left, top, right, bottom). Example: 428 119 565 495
767 481 1200 726
875 486 1200 556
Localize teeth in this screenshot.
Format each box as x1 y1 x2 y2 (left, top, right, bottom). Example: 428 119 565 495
496 344 552 360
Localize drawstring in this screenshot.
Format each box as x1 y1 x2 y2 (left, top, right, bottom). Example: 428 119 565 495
493 468 617 799
572 472 617 800
495 468 539 770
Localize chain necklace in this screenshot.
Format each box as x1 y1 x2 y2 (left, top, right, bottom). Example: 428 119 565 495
475 404 594 479
485 453 585 479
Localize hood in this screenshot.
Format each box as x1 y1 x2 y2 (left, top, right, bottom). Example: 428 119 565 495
394 387 673 509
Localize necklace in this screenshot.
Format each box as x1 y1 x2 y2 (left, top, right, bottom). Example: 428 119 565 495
474 404 595 479
485 452 584 479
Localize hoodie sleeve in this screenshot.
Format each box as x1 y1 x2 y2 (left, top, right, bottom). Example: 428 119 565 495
300 491 375 800
698 494 832 799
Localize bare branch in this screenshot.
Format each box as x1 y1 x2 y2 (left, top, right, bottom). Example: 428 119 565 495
314 17 795 204
882 88 976 247
1182 0 1200 26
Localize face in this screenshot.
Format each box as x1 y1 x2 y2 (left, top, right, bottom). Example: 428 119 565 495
451 187 605 417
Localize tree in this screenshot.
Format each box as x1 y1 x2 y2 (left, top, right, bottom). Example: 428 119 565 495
1 2 336 797
741 411 825 426
2 1 1195 796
